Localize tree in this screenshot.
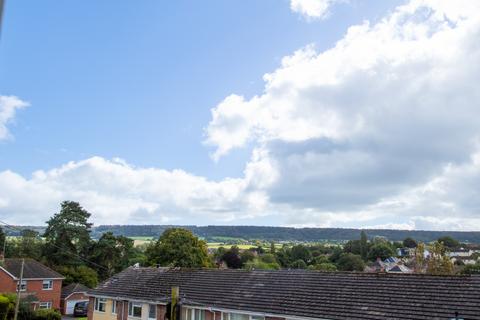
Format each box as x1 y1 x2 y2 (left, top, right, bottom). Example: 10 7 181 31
43 201 93 266
145 228 209 268
343 240 362 255
221 246 243 269
0 227 5 257
57 265 98 288
368 243 395 261
437 236 460 249
290 245 311 264
240 250 255 265
461 263 480 275
244 258 280 271
414 242 425 273
290 259 307 269
270 242 276 254
308 263 337 271
403 237 417 248
90 232 135 279
360 231 368 260
337 253 365 271
426 241 454 275
16 229 42 260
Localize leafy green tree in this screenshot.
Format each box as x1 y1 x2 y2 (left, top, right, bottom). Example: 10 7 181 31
337 253 365 271
308 263 337 271
343 240 362 255
461 263 480 275
90 232 135 279
43 201 93 266
290 259 307 269
368 243 395 261
426 241 454 275
270 242 276 254
260 253 277 264
0 227 5 257
402 237 417 248
57 265 98 288
240 250 255 265
14 229 43 260
437 236 460 249
290 245 311 264
145 228 209 268
360 231 368 260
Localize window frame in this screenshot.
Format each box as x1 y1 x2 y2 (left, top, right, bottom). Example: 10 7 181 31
38 302 52 309
148 304 157 319
94 298 107 313
17 280 27 292
128 301 143 318
112 300 117 314
42 280 53 290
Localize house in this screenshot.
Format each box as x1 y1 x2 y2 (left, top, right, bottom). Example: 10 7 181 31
448 248 473 258
87 267 480 320
365 257 413 273
61 283 89 315
0 258 64 310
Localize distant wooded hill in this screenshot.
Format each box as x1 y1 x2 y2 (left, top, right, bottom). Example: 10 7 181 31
6 225 480 243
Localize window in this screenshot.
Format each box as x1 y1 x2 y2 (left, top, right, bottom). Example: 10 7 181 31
185 308 205 320
42 280 53 290
222 313 264 320
38 302 52 309
17 280 27 292
112 301 117 314
148 304 157 319
94 298 107 312
128 302 142 318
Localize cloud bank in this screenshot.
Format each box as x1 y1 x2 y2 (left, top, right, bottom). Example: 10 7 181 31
2 0 480 230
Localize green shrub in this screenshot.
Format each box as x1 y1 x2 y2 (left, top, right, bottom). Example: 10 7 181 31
33 309 61 320
0 296 10 320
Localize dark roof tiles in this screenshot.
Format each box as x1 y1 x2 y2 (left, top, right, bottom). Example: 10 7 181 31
61 282 89 299
2 258 64 279
89 268 480 320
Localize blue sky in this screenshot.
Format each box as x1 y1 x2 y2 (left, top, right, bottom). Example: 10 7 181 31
1 0 480 230
0 0 399 178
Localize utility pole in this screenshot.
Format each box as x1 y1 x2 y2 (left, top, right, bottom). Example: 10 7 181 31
171 286 179 320
13 258 24 320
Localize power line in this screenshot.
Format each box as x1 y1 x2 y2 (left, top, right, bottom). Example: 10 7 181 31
0 219 109 271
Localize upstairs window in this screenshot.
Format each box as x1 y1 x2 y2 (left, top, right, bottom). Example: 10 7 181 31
94 298 106 312
42 280 53 290
128 302 142 318
222 313 264 320
17 280 27 292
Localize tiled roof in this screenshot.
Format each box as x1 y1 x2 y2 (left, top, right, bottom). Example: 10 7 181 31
2 258 64 279
61 283 90 299
89 267 480 320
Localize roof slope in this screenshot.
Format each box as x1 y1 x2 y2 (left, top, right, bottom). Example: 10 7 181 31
89 268 480 320
3 258 64 279
61 283 90 299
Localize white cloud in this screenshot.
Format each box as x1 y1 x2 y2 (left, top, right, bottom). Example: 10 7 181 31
2 1 480 230
290 0 338 20
204 0 480 230
0 157 272 225
0 95 29 140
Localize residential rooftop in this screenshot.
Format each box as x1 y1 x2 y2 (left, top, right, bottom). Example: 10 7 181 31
89 267 480 320
1 258 64 279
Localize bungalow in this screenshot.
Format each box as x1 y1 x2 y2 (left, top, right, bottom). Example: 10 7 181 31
0 258 64 310
87 267 480 320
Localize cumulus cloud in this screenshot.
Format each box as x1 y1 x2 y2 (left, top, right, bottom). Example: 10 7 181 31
2 1 480 230
0 95 29 140
0 157 273 225
290 0 339 20
204 0 480 230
